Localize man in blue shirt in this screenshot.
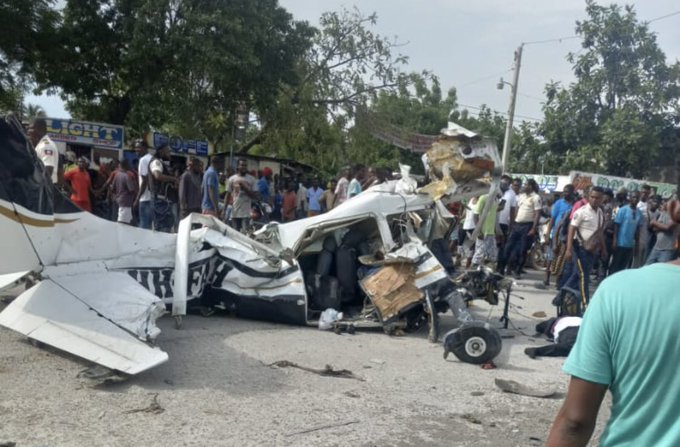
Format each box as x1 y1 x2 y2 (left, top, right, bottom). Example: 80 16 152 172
306 177 324 217
541 184 575 287
609 192 643 274
257 167 273 205
201 156 223 216
546 200 680 445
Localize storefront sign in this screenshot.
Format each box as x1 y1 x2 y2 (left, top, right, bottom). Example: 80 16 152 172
151 132 211 157
570 171 677 199
46 118 124 149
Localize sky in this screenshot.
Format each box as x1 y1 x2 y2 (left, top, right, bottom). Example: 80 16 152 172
28 0 680 123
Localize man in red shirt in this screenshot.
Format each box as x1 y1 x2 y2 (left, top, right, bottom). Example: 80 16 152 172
64 157 93 212
282 181 297 222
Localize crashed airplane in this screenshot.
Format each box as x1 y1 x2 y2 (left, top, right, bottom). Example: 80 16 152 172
0 115 511 375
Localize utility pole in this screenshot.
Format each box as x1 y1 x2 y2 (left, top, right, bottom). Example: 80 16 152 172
500 44 523 174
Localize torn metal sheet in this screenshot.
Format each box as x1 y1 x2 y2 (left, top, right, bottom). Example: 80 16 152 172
0 113 509 374
420 122 500 201
0 277 167 375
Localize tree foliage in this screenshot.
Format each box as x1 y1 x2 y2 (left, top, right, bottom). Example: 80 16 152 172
32 0 313 144
0 0 58 111
541 1 680 178
249 7 413 171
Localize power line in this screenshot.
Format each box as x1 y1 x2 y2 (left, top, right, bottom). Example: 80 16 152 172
647 10 680 23
460 108 543 124
457 103 543 122
516 10 680 48
523 35 579 46
517 92 545 102
457 68 513 88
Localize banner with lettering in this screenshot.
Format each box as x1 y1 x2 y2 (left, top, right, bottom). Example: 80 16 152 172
46 118 124 149
570 171 676 199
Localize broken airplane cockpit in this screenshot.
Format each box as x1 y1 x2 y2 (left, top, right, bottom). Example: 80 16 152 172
0 116 511 375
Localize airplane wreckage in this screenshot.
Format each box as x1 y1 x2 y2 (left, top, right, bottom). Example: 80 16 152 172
0 115 513 376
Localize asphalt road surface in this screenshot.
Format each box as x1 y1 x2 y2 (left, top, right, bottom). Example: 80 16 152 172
0 270 609 446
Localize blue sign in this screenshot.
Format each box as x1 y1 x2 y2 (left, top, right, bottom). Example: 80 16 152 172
151 132 210 157
46 118 124 149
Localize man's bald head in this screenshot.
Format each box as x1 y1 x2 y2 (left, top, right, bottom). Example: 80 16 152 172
27 118 47 146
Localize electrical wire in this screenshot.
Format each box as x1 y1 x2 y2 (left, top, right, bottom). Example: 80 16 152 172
517 92 545 102
457 68 513 88
523 35 579 46
647 10 680 23
457 103 544 122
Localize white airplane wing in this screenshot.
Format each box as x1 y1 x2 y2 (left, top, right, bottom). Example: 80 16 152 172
0 271 168 375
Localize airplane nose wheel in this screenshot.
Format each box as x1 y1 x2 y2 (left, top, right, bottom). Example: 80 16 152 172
442 322 502 364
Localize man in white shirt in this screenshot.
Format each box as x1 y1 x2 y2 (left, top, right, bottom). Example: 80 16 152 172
496 179 542 278
333 168 350 207
133 139 154 229
28 118 60 184
295 175 307 219
498 175 518 238
226 159 258 232
556 186 605 314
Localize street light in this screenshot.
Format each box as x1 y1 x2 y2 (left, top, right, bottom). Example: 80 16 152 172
498 44 524 174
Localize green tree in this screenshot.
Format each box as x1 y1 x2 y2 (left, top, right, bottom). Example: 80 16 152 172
246 7 413 172
0 0 59 111
541 1 680 178
31 0 313 146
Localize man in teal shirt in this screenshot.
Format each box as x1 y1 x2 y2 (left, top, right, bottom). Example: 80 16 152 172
547 201 680 446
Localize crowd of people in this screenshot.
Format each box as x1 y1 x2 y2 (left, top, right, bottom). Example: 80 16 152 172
447 175 679 314
28 117 392 233
23 117 680 446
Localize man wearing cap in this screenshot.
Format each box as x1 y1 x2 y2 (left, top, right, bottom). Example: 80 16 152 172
27 117 61 184
133 139 154 229
148 144 178 232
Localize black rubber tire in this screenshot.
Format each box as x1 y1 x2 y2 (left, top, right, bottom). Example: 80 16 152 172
425 291 439 343
444 322 502 364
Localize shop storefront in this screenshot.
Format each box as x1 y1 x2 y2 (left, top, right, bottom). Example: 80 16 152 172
45 118 125 165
